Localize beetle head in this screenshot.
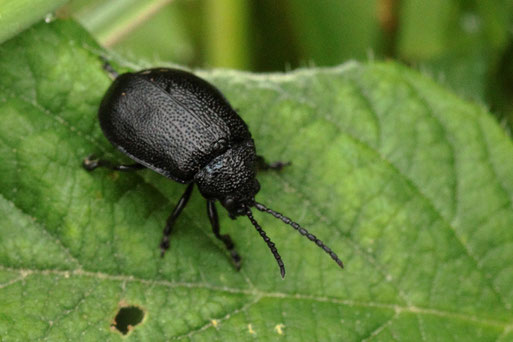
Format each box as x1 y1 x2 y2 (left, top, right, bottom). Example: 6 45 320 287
195 140 260 217
195 140 345 279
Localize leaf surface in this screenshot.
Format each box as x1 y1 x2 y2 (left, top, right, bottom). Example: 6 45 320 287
1 20 513 341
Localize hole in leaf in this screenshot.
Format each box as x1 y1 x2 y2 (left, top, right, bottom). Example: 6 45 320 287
111 305 145 335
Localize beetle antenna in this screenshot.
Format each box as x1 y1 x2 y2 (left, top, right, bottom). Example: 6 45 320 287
246 207 286 278
254 202 344 269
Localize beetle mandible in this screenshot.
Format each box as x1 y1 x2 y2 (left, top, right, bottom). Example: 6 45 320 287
83 63 344 278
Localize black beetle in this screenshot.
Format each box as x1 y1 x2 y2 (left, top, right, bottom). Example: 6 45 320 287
83 63 343 278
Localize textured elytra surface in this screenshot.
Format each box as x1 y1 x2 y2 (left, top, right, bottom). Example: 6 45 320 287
1 19 513 341
99 69 250 183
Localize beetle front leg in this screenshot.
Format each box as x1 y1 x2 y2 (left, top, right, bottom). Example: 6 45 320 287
82 155 145 172
256 155 291 172
160 183 194 256
207 200 242 270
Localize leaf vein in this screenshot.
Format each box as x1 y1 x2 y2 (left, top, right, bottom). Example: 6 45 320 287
0 265 507 328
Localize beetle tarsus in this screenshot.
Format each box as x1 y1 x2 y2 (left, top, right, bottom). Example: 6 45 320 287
159 238 170 257
82 155 100 171
232 251 242 270
82 155 145 172
256 156 291 171
100 56 119 80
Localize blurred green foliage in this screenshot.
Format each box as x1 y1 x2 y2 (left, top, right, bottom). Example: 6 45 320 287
65 0 513 126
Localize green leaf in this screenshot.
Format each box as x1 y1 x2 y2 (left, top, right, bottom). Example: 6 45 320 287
1 19 513 341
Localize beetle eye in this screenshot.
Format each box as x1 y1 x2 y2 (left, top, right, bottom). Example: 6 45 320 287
213 138 227 152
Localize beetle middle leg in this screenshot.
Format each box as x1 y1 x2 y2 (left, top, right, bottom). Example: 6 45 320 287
207 200 242 270
256 155 291 171
160 183 194 256
82 155 145 172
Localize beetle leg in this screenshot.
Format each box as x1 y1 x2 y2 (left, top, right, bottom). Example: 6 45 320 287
207 200 242 270
160 183 194 257
256 155 291 171
82 155 145 172
100 56 119 80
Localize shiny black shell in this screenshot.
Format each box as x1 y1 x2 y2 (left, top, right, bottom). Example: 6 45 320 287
98 68 252 183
